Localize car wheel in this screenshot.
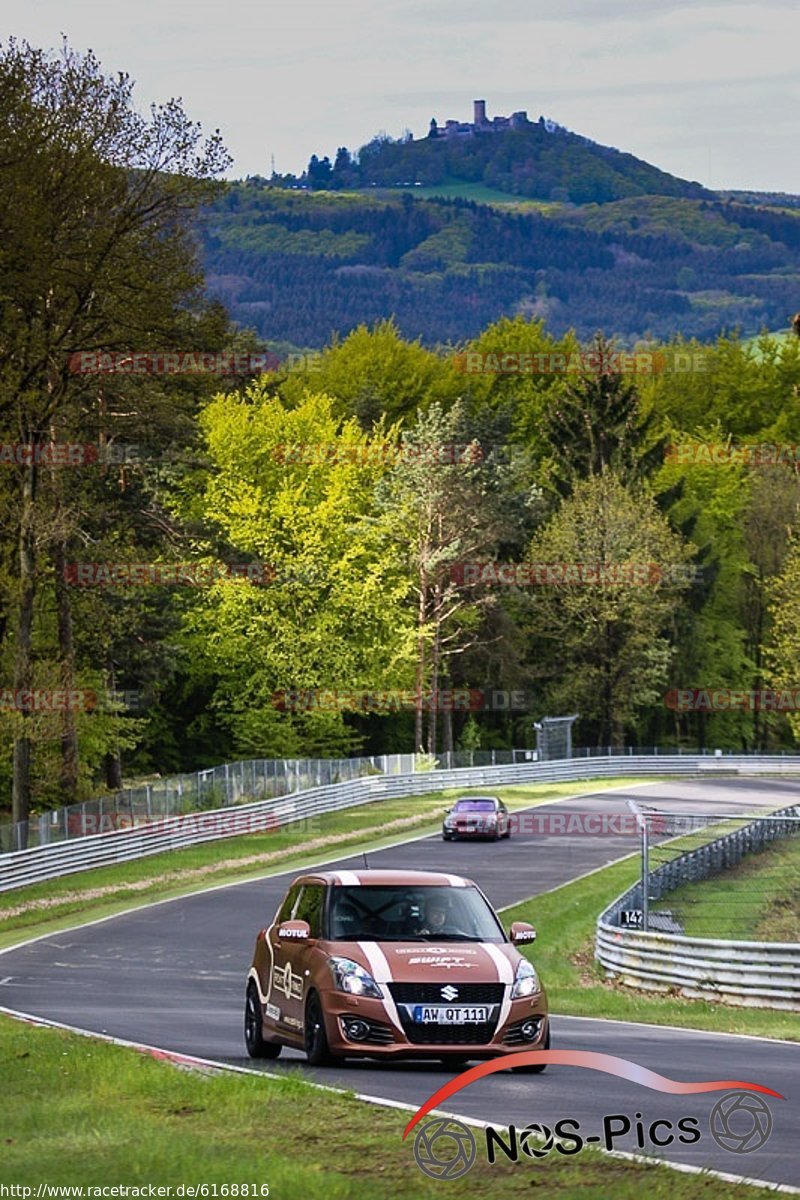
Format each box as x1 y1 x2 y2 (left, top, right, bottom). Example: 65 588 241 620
304 990 338 1066
244 982 282 1059
511 1022 550 1073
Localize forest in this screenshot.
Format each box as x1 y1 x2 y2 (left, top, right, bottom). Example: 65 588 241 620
201 184 800 346
3 40 800 832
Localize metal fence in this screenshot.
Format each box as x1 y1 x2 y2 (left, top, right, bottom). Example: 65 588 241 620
4 753 800 894
596 801 800 1010
0 743 777 854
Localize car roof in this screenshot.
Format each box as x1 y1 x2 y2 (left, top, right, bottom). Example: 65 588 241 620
454 795 501 802
291 869 476 888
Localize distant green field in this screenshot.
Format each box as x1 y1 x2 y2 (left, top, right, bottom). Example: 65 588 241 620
381 180 559 211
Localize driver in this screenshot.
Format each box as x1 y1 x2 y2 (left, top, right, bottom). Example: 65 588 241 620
419 893 455 935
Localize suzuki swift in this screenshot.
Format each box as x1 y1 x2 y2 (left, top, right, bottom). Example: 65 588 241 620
245 868 549 1068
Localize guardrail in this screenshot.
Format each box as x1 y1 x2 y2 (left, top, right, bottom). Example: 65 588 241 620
1 744 775 854
4 753 800 894
596 801 800 1011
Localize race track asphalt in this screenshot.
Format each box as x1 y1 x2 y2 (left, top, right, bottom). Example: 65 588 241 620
2 778 798 1189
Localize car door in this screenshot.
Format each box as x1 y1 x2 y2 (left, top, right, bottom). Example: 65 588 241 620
265 883 303 1034
273 883 326 1035
498 800 509 835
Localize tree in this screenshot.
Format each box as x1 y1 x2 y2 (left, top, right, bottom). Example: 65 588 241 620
741 469 800 748
179 386 416 758
307 154 333 189
523 473 692 744
0 38 229 836
374 402 515 753
541 334 666 494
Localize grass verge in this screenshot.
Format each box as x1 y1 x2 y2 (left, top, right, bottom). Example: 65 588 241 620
0 778 641 949
504 855 800 1041
0 1014 770 1197
658 834 800 941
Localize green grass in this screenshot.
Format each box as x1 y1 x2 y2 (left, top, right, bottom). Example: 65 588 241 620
0 1014 769 1197
655 834 800 942
385 180 559 210
504 854 799 1041
0 778 640 949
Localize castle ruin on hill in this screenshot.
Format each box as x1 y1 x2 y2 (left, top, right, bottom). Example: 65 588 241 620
429 99 549 140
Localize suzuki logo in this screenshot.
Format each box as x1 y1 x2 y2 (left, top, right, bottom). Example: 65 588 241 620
441 985 458 1001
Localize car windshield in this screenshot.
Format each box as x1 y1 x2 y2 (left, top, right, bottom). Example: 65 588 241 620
454 799 496 812
327 885 505 942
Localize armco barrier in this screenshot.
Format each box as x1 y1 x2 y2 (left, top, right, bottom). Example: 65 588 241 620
3 753 800 894
596 801 800 1011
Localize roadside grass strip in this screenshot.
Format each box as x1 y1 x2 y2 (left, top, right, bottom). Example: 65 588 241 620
656 833 800 942
0 1013 778 1199
502 853 800 1042
0 777 642 947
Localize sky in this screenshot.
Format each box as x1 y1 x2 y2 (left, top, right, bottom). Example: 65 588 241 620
5 0 800 192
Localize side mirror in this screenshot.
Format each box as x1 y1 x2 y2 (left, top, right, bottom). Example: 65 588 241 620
277 919 311 941
444 807 451 813
510 921 536 945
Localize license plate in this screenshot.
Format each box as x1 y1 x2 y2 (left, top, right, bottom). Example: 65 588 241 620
412 1005 490 1024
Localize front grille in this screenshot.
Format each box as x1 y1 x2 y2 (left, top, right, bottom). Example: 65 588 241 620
401 1020 497 1045
389 982 505 1005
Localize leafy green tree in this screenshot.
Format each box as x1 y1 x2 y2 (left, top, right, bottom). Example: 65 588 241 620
374 401 519 753
278 320 462 429
179 386 416 757
523 472 692 744
0 37 228 833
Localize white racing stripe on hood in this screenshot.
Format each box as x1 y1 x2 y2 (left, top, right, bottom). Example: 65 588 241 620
357 941 404 1032
482 942 513 1029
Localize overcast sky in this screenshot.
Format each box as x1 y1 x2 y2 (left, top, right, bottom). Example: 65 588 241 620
5 0 800 191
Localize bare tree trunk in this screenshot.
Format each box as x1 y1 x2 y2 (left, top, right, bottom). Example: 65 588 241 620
428 651 439 757
12 461 37 848
441 671 454 758
104 661 123 789
414 575 427 755
52 537 79 802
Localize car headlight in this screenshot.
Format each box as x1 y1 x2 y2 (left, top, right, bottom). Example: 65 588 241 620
511 958 539 998
329 956 383 999
444 816 456 828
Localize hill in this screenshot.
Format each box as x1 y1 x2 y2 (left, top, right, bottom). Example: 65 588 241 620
290 112 713 206
199 184 800 348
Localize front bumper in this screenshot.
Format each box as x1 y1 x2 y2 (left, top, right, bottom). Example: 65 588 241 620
320 987 548 1059
443 824 498 839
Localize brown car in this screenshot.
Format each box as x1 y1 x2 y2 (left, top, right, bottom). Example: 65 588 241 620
245 868 549 1068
